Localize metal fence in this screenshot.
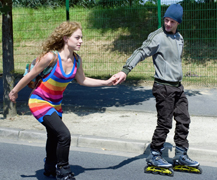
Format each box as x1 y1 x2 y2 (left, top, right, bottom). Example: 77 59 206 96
0 0 217 87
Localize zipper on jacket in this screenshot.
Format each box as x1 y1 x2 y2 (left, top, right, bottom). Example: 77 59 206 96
174 34 181 59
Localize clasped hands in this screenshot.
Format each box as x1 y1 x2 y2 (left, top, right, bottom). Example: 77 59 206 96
108 71 127 86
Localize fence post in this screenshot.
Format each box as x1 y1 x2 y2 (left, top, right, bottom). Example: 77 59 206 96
66 0 69 21
157 0 161 28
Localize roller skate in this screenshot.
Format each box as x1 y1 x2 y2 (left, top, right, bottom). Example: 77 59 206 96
43 157 56 177
173 146 202 174
144 148 174 176
56 164 76 180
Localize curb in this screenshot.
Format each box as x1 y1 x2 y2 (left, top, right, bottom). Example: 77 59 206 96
0 127 217 162
0 127 147 154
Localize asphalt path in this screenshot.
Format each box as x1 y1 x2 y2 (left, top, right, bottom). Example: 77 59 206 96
1 78 217 117
0 140 217 180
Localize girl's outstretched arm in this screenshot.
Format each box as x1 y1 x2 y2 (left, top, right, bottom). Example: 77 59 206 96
75 57 116 87
9 52 54 103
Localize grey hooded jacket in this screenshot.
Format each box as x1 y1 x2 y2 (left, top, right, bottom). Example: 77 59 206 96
121 26 184 83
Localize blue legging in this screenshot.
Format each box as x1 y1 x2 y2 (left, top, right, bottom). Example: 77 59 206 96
42 111 71 167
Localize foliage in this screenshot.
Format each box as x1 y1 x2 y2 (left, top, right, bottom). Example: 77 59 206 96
11 0 151 8
0 0 11 14
177 0 217 63
0 1 217 86
86 4 158 53
12 0 65 8
11 0 98 8
96 0 142 8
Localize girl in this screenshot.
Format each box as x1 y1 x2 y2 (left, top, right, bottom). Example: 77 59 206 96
9 21 115 180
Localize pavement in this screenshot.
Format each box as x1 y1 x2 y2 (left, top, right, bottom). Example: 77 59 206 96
1 78 217 164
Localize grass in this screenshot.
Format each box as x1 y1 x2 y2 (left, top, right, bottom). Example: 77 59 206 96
0 6 217 87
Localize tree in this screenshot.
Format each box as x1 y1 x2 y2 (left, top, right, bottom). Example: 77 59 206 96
205 0 215 2
146 0 157 4
1 0 17 118
180 0 216 3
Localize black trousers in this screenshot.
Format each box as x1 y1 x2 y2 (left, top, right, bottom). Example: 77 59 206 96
42 112 71 167
150 82 190 151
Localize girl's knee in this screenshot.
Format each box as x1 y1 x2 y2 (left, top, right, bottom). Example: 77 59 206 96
59 130 71 144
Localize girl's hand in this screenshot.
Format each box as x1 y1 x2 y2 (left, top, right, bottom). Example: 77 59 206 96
9 90 18 103
112 71 127 85
106 75 117 86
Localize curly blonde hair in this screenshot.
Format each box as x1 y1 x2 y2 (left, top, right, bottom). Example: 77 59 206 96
40 21 82 58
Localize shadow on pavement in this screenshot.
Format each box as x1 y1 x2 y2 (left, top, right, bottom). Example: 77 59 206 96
0 79 204 117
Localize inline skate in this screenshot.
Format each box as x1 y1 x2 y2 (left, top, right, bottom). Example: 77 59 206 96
56 164 76 180
145 148 174 176
173 146 202 174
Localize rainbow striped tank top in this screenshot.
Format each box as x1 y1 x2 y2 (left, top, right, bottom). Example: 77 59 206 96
28 52 77 122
